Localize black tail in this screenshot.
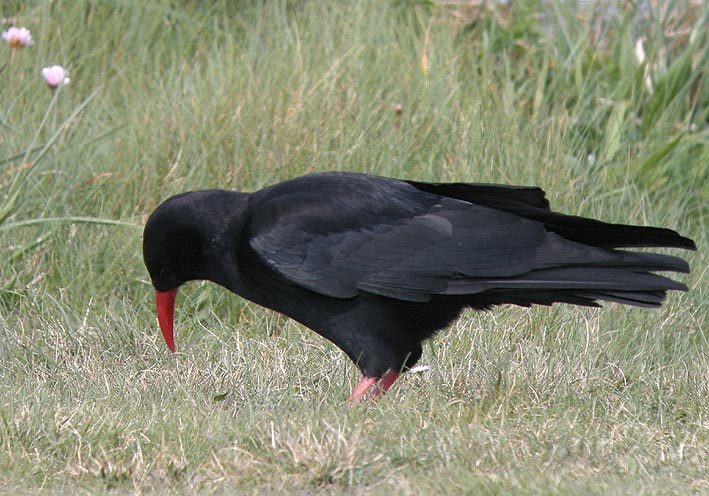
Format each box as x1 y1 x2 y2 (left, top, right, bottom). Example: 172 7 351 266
409 179 695 309
408 180 696 250
476 287 673 309
521 211 696 250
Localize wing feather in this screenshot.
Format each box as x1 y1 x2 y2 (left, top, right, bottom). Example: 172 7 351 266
246 173 550 300
244 172 688 302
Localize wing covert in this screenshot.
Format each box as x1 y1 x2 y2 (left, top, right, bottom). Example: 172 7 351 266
245 173 552 301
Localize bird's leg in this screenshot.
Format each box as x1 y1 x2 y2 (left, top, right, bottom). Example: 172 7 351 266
379 369 400 392
347 376 378 405
347 370 401 405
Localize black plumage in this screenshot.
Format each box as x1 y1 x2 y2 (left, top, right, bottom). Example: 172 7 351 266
142 171 695 402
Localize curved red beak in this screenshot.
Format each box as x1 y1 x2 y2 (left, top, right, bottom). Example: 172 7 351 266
155 288 178 352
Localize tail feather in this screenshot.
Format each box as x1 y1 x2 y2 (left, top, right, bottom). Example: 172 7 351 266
408 180 696 250
575 290 668 308
478 266 689 292
480 288 670 308
448 263 689 308
612 251 690 273
408 178 694 310
533 212 696 250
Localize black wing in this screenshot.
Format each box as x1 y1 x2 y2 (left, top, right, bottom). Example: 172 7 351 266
245 172 689 303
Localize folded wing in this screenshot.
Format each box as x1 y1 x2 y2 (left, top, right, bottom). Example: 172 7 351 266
246 173 690 304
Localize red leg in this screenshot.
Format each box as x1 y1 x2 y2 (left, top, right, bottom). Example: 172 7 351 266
347 376 378 405
347 370 401 405
378 370 400 394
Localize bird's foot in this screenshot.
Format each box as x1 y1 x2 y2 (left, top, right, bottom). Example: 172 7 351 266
347 370 400 406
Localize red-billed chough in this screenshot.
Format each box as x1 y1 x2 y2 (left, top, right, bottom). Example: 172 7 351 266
142 172 695 403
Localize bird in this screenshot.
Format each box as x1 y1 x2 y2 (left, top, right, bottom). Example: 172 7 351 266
142 171 695 404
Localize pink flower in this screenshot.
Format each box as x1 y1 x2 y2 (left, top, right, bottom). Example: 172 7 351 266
42 65 70 88
2 27 34 48
394 103 403 129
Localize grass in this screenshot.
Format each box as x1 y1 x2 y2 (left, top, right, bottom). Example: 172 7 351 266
0 0 707 493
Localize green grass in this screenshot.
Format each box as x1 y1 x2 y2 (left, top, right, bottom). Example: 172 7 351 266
1 0 707 493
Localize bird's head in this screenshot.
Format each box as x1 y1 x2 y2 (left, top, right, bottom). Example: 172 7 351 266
142 190 249 353
142 193 214 353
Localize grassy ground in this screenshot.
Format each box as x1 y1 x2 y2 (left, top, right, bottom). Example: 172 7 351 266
1 0 707 493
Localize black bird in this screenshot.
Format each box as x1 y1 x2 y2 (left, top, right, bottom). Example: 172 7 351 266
142 172 695 403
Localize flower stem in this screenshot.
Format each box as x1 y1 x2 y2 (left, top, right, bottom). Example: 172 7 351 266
50 88 58 135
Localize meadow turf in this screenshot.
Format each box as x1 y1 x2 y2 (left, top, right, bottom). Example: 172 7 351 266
0 0 707 494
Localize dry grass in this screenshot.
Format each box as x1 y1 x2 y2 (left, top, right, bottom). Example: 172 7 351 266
0 0 706 493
